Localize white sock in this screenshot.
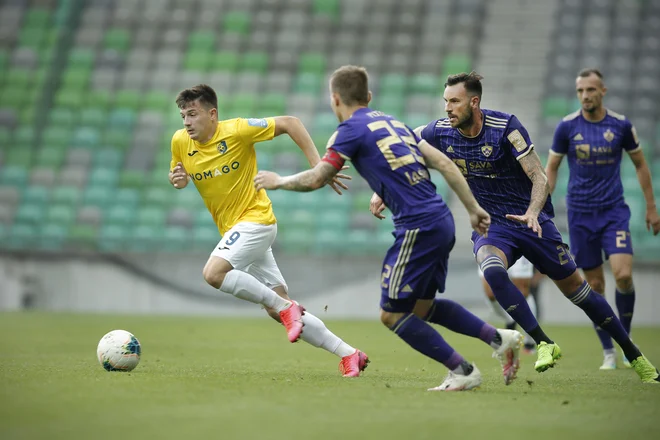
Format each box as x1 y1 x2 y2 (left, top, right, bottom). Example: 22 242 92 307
488 298 516 327
299 312 356 358
219 270 291 312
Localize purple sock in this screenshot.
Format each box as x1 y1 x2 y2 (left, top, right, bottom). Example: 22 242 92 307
567 281 640 360
425 298 496 345
481 257 540 333
391 313 465 370
615 287 635 335
593 322 614 350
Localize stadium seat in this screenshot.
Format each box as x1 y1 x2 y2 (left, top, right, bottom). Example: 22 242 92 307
223 11 251 35
104 28 131 53
211 51 239 72
241 52 269 73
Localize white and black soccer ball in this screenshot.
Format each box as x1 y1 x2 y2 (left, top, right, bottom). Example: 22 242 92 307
97 330 141 372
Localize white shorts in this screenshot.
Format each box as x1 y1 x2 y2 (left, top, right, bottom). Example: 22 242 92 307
210 222 287 291
478 256 534 279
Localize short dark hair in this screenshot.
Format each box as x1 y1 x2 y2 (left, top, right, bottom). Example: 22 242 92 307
445 71 484 98
330 65 370 106
175 84 218 110
577 68 603 79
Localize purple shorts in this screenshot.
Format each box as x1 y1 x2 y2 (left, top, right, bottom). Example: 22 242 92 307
567 203 633 270
380 214 455 313
471 220 576 281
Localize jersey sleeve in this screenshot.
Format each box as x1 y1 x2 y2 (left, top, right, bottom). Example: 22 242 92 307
504 115 534 160
169 130 183 171
622 120 641 153
236 117 276 144
418 121 436 146
550 121 570 156
326 124 360 160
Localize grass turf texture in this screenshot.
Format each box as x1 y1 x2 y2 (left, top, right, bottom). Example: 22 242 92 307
1 313 658 440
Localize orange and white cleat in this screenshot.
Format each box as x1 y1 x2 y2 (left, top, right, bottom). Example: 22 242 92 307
279 301 305 343
339 350 370 377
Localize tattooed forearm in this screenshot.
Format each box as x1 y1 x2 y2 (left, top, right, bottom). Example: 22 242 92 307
279 162 339 192
519 150 549 215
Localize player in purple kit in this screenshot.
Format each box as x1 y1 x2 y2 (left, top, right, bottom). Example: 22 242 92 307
546 68 660 370
254 65 526 391
408 71 658 383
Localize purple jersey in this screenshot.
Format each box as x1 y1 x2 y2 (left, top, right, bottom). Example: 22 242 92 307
328 107 450 229
420 109 554 229
550 109 640 212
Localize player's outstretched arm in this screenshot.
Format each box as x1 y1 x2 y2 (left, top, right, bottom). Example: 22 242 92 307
628 150 660 235
169 162 189 189
273 116 350 195
254 162 339 193
417 140 490 235
507 150 548 237
545 152 564 194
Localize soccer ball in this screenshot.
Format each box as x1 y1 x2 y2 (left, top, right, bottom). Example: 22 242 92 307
97 329 142 372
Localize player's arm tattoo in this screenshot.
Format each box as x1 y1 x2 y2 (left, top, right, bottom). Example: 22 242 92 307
519 150 550 216
279 162 339 192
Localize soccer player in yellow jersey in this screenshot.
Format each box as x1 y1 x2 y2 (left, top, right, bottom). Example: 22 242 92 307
168 84 368 377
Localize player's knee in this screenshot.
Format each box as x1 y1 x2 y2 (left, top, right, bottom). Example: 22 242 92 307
614 273 633 291
588 278 605 295
380 310 399 328
202 266 229 289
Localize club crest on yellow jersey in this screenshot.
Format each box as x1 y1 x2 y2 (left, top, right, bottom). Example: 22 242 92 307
217 140 228 154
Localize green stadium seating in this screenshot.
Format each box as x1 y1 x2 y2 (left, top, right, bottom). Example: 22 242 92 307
145 91 172 112
259 93 286 115
88 168 119 187
410 74 441 95
119 170 145 188
108 109 136 130
83 186 114 206
313 0 340 18
52 186 81 205
543 97 571 118
298 53 326 74
46 204 76 225
137 206 166 227
184 50 210 71
379 74 408 95
294 72 323 94
85 90 111 110
442 54 471 75
114 90 141 110
81 108 107 128
241 52 269 73
35 146 66 169
5 148 34 167
49 107 75 127
223 12 251 34
69 224 98 244
211 51 239 72
94 148 124 169
188 30 215 52
104 29 131 52
15 203 44 225
105 204 137 226
71 127 100 148
22 186 50 204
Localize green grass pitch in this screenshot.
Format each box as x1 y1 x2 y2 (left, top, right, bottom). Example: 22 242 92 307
1 312 658 440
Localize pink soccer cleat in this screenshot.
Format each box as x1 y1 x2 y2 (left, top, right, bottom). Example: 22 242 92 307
279 301 305 343
339 350 370 377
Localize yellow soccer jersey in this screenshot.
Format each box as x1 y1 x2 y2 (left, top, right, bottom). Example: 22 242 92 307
170 117 277 235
